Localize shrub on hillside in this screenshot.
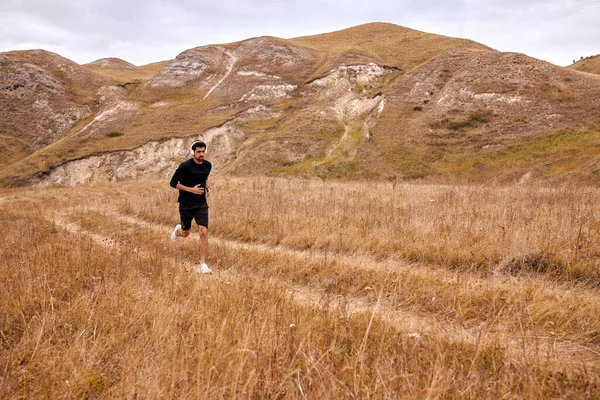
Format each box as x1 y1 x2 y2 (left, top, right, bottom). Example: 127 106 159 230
431 109 492 131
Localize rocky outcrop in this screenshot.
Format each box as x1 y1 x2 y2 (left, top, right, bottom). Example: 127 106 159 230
145 46 230 88
143 37 320 102
33 123 245 186
389 49 600 135
0 50 112 149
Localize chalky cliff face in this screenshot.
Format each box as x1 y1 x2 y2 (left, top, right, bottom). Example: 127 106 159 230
0 51 109 151
2 23 600 186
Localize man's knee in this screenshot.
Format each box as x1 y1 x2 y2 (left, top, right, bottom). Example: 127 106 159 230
180 229 190 237
199 226 208 237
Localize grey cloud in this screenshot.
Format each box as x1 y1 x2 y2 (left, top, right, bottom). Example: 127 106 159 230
1 0 598 66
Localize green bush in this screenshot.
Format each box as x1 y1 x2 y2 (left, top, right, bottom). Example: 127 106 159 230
105 131 124 137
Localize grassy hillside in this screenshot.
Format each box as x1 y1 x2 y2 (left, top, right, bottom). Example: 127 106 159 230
569 54 600 75
138 60 171 76
0 49 112 155
0 135 30 168
290 22 493 78
6 49 111 102
83 58 171 84
2 23 600 187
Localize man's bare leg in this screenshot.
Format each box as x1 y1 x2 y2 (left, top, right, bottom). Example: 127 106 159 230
176 227 190 238
171 224 189 242
198 225 208 264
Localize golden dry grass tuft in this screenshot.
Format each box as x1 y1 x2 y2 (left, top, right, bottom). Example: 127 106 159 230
0 135 30 168
1 177 599 398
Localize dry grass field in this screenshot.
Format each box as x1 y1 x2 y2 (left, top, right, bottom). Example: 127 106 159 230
1 177 599 398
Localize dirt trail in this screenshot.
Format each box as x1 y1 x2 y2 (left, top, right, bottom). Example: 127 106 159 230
48 209 482 346
90 206 456 280
203 50 237 99
91 205 600 302
51 212 119 249
48 210 222 275
326 123 350 158
46 205 600 370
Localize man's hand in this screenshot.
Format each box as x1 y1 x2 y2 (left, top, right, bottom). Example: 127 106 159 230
188 184 205 195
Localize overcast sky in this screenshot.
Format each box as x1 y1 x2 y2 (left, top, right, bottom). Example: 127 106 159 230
1 0 599 67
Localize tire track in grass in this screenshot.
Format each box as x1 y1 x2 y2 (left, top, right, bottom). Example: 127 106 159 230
61 205 600 370
95 205 600 315
49 207 479 339
87 206 474 284
52 212 120 250
49 210 227 278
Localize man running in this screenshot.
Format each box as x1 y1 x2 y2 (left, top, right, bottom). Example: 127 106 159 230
169 140 212 274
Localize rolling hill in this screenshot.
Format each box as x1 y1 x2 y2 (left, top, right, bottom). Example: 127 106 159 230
1 22 599 187
83 57 171 84
0 50 112 154
568 54 600 75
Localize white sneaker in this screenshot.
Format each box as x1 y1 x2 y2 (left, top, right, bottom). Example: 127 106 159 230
170 224 181 242
196 263 212 274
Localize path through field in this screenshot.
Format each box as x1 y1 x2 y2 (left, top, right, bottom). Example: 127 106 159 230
47 200 600 371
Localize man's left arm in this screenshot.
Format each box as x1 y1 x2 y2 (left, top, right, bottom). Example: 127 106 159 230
206 162 212 197
169 166 181 189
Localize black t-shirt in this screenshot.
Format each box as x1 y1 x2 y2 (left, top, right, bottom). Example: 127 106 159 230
169 158 212 206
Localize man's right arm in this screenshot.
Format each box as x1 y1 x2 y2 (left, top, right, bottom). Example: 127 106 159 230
175 182 204 195
170 164 204 195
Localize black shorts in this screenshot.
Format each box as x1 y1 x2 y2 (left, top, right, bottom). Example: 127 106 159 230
179 204 209 230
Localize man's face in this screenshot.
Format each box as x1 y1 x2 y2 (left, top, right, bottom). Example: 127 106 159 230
193 146 206 163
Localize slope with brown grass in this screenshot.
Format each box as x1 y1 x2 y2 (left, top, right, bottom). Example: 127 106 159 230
0 135 30 168
83 57 170 84
363 49 600 182
289 22 493 78
0 49 113 153
137 59 171 76
569 54 600 75
2 23 600 187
